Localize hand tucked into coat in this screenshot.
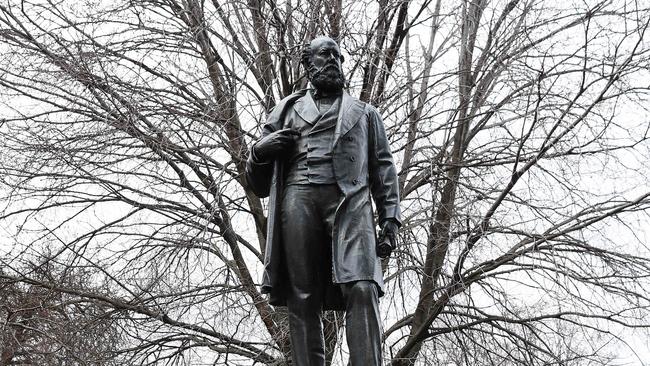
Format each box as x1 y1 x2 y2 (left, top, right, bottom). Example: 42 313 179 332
252 128 300 162
377 219 399 258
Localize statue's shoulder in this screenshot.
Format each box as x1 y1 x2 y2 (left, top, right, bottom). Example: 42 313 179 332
274 89 308 110
344 92 378 114
266 89 309 124
365 102 379 114
360 99 382 119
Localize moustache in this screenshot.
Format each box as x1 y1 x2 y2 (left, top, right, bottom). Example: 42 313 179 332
314 63 341 75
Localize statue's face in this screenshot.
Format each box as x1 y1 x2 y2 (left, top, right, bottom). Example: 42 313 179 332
307 37 345 92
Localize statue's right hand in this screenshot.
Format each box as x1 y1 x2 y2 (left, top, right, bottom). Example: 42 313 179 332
252 128 301 162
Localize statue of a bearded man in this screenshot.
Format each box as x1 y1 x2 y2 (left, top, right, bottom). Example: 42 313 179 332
246 36 401 366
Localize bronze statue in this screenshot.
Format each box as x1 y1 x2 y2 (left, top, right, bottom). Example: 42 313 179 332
246 36 401 366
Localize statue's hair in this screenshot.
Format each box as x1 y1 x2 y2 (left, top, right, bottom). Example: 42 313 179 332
300 43 312 73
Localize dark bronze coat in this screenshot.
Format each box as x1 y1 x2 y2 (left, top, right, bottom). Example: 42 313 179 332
246 89 401 309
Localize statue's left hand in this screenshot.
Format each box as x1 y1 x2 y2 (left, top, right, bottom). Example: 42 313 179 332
377 219 399 258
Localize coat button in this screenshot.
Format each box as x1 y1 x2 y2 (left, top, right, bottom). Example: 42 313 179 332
349 156 356 162
352 179 359 185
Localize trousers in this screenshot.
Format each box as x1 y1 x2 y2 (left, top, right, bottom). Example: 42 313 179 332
281 184 382 366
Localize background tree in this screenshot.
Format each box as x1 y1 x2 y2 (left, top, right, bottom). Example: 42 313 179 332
0 258 121 365
1 0 650 364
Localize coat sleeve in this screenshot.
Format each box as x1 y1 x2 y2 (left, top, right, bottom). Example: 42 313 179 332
245 121 277 198
367 105 402 226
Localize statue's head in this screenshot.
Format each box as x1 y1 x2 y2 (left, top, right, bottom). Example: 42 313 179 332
301 36 346 93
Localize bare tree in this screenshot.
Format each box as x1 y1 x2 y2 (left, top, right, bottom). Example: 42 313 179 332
1 257 121 365
1 0 649 365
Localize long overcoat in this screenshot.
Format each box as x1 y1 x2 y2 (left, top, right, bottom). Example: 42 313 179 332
246 89 401 310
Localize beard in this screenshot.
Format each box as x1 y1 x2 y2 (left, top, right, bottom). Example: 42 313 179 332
309 64 346 92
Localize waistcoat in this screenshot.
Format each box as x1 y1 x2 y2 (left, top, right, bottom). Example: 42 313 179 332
285 96 340 185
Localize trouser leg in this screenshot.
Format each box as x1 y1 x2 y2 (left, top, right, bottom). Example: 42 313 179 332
286 301 324 366
281 185 328 366
342 281 382 366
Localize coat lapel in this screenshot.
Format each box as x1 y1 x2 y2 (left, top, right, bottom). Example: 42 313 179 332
333 91 365 147
292 91 320 125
